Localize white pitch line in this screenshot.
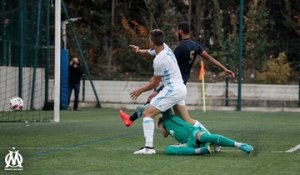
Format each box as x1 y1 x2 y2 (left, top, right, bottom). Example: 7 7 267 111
286 144 300 153
1 146 297 154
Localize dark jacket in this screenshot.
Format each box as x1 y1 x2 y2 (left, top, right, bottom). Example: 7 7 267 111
69 63 83 84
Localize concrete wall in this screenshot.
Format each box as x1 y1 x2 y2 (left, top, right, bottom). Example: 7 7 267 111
65 80 299 109
1 68 297 111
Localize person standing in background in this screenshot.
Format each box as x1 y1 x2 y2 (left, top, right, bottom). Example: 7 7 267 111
68 57 83 111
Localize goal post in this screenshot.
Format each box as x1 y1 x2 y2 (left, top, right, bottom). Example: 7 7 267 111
54 0 61 122
1 0 100 122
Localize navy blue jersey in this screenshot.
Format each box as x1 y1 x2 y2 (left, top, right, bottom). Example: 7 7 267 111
174 40 205 84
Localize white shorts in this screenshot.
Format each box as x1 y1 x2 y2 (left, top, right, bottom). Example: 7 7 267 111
150 86 187 112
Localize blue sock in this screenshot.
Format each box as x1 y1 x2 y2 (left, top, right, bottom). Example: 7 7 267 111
129 112 139 121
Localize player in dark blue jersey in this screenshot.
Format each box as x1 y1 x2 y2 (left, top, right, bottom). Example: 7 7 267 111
175 22 235 84
164 23 236 138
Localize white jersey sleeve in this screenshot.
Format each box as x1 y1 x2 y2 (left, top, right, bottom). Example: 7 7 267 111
148 48 156 56
148 43 171 56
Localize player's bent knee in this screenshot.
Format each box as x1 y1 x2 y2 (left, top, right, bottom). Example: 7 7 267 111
142 105 160 118
196 131 205 141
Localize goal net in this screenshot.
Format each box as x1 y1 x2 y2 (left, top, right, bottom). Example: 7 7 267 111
0 0 54 122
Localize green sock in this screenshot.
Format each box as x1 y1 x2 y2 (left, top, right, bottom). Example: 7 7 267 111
165 145 199 155
200 133 235 147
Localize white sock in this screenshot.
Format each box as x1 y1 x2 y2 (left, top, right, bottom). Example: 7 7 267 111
193 120 200 127
195 148 201 154
193 120 211 134
143 117 154 148
234 142 242 148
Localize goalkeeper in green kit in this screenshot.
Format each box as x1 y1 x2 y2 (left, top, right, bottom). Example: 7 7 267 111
136 106 254 155
158 110 254 155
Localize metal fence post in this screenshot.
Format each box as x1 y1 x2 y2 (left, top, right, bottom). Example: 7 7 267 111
225 34 230 106
82 74 86 102
237 0 244 111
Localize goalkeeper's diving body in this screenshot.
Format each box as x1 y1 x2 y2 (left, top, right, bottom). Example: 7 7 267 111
157 109 254 155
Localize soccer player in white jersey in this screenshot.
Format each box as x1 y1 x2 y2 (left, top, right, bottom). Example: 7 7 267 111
129 29 191 154
121 42 210 136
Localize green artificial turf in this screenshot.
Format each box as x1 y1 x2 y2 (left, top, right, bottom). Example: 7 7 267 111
0 108 299 175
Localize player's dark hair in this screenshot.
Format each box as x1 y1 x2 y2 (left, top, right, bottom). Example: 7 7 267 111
150 29 164 46
178 22 190 34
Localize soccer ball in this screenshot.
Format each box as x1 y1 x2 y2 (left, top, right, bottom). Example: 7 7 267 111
10 97 24 110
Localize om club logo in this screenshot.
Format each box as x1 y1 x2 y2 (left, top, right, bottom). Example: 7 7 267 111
4 147 23 171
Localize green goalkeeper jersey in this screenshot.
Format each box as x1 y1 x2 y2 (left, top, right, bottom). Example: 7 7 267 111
162 114 197 145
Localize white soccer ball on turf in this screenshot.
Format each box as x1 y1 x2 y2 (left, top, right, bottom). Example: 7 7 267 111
10 97 24 110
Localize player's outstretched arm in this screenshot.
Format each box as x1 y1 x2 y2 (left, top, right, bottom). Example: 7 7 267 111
129 45 151 58
201 51 235 78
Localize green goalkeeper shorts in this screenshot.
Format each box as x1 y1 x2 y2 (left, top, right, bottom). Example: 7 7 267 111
186 127 207 148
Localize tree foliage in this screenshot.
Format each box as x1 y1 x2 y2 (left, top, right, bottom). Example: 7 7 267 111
64 0 300 83
258 52 291 84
